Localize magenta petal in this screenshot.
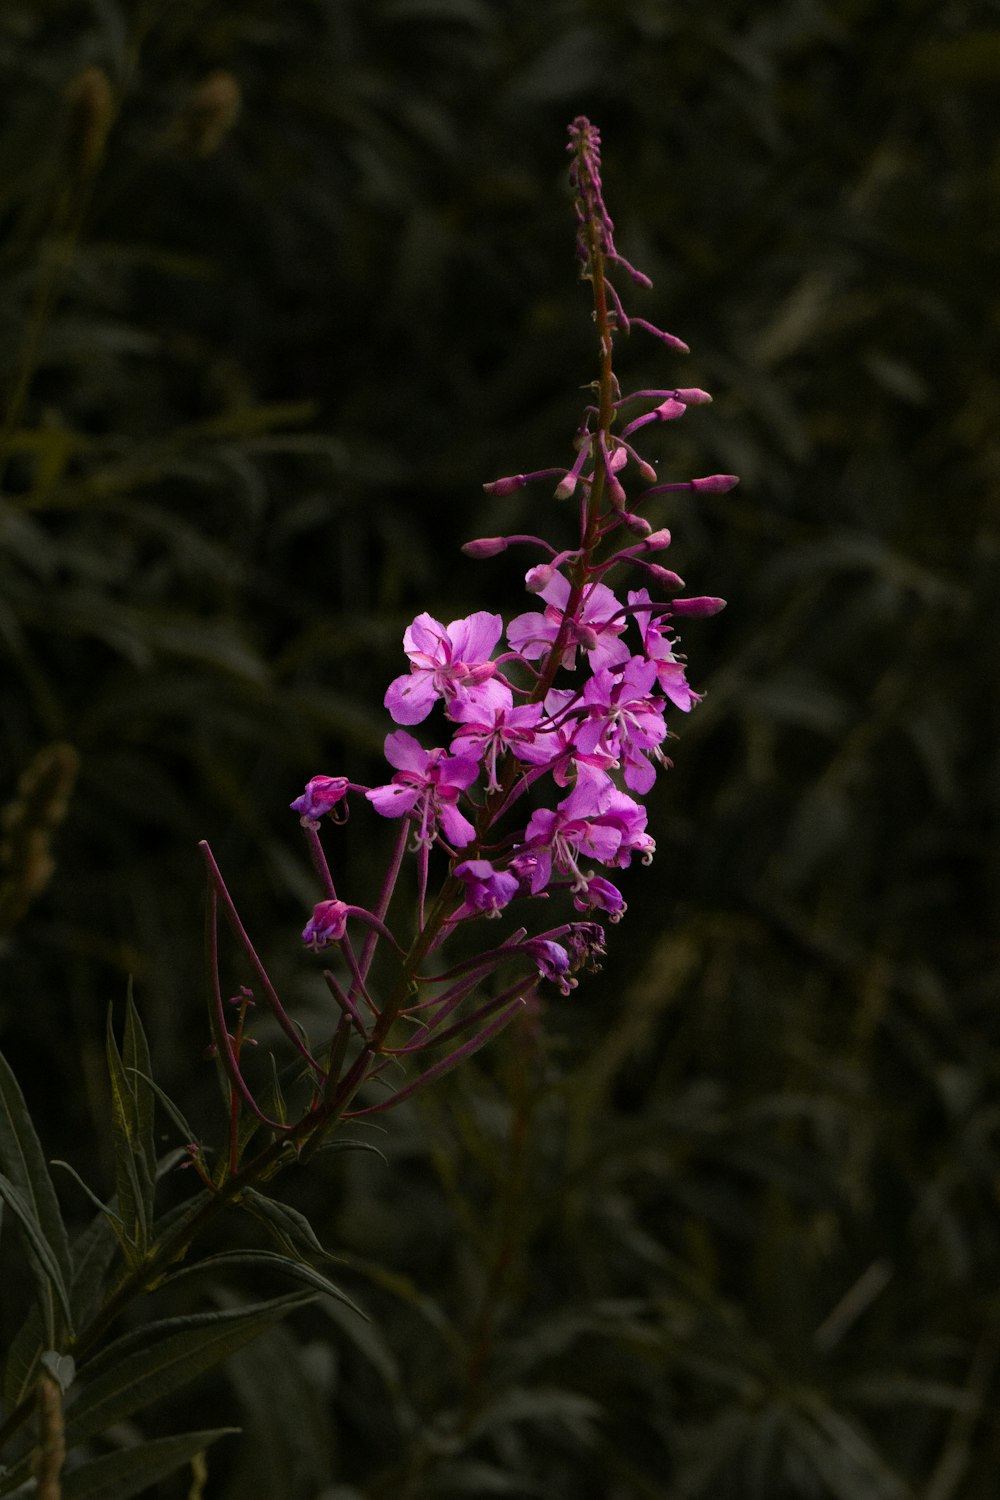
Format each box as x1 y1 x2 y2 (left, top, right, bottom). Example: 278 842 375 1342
384 673 439 724
403 612 446 657
382 729 428 772
448 610 503 660
507 609 553 659
366 783 419 818
440 803 476 847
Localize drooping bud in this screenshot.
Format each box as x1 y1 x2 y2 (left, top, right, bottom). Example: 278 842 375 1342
621 512 652 537
483 474 528 496
628 318 690 354
645 565 686 590
670 596 727 616
462 536 509 558
690 474 740 494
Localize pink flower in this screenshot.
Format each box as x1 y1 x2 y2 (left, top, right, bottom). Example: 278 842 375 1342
384 611 506 725
302 898 350 950
449 695 550 791
628 589 701 712
523 936 575 994
290 775 350 826
516 767 618 893
572 875 626 920
366 730 479 848
575 656 668 794
507 571 630 674
454 859 519 917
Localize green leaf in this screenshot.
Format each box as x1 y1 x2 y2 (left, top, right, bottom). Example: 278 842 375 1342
0 1171 74 1338
160 1249 365 1315
237 1187 331 1263
123 985 157 1186
60 1427 239 1500
69 1209 123 1329
64 1294 315 1447
105 1003 155 1264
0 1051 73 1340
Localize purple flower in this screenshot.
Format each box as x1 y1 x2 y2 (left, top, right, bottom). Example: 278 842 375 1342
454 859 519 917
523 937 575 994
302 898 350 951
563 921 607 971
588 788 656 868
517 767 619 893
572 875 626 921
629 589 701 712
449 695 551 791
507 571 630 674
366 730 479 849
290 775 350 826
384 611 506 725
575 656 668 794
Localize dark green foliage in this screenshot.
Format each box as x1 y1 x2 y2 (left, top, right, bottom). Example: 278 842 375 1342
1 0 997 1496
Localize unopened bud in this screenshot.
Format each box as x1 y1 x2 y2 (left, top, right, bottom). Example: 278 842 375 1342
553 473 578 500
690 474 739 494
646 566 686 590
462 536 509 558
525 564 554 593
607 474 627 508
635 458 658 484
642 528 672 551
622 512 652 537
630 318 690 354
671 595 727 616
483 474 527 496
674 387 713 405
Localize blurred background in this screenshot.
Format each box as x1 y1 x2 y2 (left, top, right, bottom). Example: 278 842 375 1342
1 0 997 1495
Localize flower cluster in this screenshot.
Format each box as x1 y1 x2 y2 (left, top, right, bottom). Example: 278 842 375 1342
289 117 734 1008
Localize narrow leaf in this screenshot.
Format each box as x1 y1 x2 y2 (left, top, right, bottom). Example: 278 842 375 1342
64 1294 315 1446
0 1171 74 1335
0 1052 72 1336
105 1004 154 1261
161 1249 364 1314
123 984 156 1184
238 1187 331 1263
61 1427 239 1500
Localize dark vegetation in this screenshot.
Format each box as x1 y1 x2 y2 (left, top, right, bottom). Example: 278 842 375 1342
1 0 997 1495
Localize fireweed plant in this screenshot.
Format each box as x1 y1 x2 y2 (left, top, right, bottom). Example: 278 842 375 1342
194 118 732 1162
0 119 733 1485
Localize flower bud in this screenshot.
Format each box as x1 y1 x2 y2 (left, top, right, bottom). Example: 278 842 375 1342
690 474 739 494
670 595 727 616
674 387 713 405
483 474 527 496
462 536 509 558
302 899 350 951
645 565 686 590
525 563 554 593
291 775 349 825
621 512 652 537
